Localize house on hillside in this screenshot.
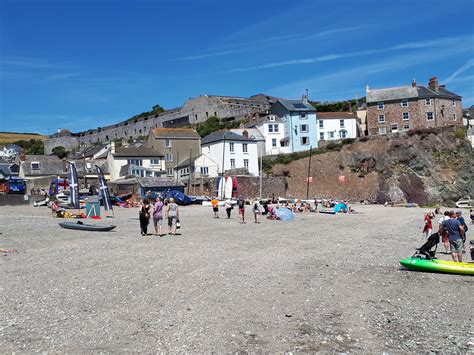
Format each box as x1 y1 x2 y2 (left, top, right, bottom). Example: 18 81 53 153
71 143 109 160
316 112 358 142
229 128 266 157
146 128 201 178
0 160 19 179
366 77 463 136
175 154 219 179
107 144 165 181
463 105 474 147
201 131 259 176
245 114 289 155
270 98 317 152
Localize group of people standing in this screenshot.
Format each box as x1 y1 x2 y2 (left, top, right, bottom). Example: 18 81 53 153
211 196 263 224
423 209 469 262
139 197 180 236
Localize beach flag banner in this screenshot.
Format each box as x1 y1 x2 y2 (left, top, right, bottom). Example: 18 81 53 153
96 165 113 211
67 161 80 209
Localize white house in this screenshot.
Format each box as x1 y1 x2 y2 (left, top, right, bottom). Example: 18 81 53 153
245 115 290 155
175 154 219 179
229 128 266 157
201 131 259 176
463 106 473 147
316 112 358 142
107 144 165 181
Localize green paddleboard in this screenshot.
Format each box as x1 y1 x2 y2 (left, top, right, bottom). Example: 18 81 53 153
399 257 474 276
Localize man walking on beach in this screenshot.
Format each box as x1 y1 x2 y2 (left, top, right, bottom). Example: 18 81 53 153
441 211 465 262
237 196 246 224
211 197 219 218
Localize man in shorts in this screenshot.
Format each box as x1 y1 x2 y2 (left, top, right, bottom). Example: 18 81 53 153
237 196 246 224
441 211 465 262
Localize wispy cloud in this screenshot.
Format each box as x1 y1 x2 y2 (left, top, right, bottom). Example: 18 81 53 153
0 57 77 70
445 58 474 83
227 34 473 73
175 26 361 61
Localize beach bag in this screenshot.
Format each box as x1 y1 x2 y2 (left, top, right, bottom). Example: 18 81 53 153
176 219 181 229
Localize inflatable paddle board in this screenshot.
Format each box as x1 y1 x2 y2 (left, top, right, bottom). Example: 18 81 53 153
224 176 233 200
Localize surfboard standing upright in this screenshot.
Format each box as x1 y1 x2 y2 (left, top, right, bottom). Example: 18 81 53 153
96 165 114 217
67 161 80 210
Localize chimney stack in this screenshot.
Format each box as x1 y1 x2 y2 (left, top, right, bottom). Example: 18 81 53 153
242 130 249 138
412 78 416 87
428 76 439 92
365 84 370 93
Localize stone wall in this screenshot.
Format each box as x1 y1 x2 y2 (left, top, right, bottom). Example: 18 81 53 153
199 176 287 199
44 95 270 154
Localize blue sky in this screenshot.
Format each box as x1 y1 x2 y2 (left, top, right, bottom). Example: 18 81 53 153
1 0 473 134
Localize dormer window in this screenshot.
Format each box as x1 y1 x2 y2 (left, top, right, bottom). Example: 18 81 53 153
31 162 40 170
165 139 171 148
269 115 275 122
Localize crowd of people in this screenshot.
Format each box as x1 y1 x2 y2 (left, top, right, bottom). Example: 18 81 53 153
422 209 470 262
138 197 180 236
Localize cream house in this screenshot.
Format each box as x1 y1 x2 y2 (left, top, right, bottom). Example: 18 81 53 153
107 143 165 181
175 154 219 179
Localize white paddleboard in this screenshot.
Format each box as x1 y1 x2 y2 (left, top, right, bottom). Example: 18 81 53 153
224 176 233 200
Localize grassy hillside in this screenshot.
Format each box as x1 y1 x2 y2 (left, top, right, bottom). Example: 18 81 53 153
0 132 46 145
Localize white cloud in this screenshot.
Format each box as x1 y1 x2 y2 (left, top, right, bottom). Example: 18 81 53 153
445 58 474 83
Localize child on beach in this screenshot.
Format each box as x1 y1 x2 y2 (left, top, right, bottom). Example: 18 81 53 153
252 199 261 223
211 197 219 218
422 211 433 238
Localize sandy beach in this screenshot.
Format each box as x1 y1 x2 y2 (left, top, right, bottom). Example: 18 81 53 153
1 204 473 352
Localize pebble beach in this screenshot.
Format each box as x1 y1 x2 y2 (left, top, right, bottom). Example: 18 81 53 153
1 204 473 352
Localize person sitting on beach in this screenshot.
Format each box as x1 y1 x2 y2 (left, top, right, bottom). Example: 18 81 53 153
470 209 474 225
211 197 219 218
440 211 465 262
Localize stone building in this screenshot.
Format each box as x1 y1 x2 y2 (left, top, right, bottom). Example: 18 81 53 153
366 77 462 136
44 94 270 154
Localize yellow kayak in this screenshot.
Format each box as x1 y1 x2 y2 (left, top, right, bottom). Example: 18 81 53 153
399 257 474 276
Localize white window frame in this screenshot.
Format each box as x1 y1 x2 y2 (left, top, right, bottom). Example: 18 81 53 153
452 100 456 108
229 142 235 153
379 127 386 135
319 121 324 129
165 153 173 162
319 132 324 140
426 112 434 121
243 159 249 170
425 98 432 106
339 119 345 128
31 162 40 170
403 123 410 130
269 115 275 122
268 124 274 133
300 113 307 119
339 130 347 139
300 136 309 145
377 102 384 110
150 158 161 165
401 99 408 107
402 112 410 121
328 132 335 139
166 168 173 176
391 124 398 133
300 124 308 133
127 159 143 166
165 139 171 148
230 158 236 169
200 167 209 176
378 114 385 123
273 124 279 133
453 113 457 121
271 138 277 148
242 143 248 153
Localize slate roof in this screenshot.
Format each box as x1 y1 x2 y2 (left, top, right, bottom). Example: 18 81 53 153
366 85 462 103
201 130 257 145
316 112 358 120
21 155 109 176
276 99 316 112
0 162 19 177
151 128 200 139
71 144 108 159
113 147 164 158
229 128 265 141
138 177 185 188
245 115 283 128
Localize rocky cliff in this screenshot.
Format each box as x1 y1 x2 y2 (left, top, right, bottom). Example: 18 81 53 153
269 127 473 205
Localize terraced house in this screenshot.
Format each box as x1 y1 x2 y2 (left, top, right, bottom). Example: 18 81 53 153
366 77 462 136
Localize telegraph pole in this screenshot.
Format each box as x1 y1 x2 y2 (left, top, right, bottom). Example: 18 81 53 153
306 146 312 200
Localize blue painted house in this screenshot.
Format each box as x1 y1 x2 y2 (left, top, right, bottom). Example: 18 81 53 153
270 98 317 152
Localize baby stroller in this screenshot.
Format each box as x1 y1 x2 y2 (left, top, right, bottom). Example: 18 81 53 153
413 232 440 260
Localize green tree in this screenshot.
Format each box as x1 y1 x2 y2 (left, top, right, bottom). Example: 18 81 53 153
52 146 68 159
196 116 221 137
13 139 44 155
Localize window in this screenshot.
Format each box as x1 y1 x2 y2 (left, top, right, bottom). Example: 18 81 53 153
165 139 171 148
452 100 456 108
181 168 189 176
453 113 457 121
166 168 173 176
426 112 434 121
31 162 40 170
403 123 410 130
127 159 143 166
377 102 384 109
300 124 308 133
165 153 173 162
230 158 235 169
401 99 408 107
339 130 348 139
319 121 324 129
319 132 324 140
300 136 309 145
243 159 249 170
150 159 160 165
229 142 235 153
391 124 398 133
339 119 345 128
272 138 277 148
269 115 275 121
200 167 209 176
328 132 335 139
425 98 432 106
378 114 385 123
206 112 209 118
131 169 143 177
402 112 410 120
300 113 307 119
268 124 279 133
242 143 248 153
379 127 386 135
